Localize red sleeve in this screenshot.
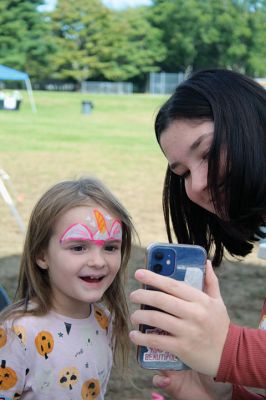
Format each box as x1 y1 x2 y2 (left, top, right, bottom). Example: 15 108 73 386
216 323 266 388
232 385 266 399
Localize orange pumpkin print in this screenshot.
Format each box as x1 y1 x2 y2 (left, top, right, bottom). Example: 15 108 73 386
0 360 17 390
58 366 79 390
13 325 26 346
94 306 109 330
35 331 54 359
0 327 7 349
81 378 100 399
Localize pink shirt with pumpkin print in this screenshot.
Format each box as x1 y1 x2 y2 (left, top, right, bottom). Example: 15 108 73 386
0 303 113 399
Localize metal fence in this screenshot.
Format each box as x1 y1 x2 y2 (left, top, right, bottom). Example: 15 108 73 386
33 81 77 91
148 72 185 94
81 81 133 94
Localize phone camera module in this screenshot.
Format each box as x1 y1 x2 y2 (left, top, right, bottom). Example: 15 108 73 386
154 251 164 261
153 263 163 274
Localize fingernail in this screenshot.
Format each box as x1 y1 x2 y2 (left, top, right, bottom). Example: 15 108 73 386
156 377 170 388
129 330 138 339
135 269 145 279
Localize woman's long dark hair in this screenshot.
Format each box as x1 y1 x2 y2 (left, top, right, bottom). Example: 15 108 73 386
155 69 266 266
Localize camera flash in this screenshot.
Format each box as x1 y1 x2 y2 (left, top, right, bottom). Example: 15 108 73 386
166 259 171 265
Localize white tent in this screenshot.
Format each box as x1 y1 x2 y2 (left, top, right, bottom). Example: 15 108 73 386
0 64 36 113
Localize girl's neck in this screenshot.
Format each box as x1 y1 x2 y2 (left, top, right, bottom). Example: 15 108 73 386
51 300 92 319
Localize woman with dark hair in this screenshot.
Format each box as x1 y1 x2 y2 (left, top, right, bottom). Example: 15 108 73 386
129 69 266 399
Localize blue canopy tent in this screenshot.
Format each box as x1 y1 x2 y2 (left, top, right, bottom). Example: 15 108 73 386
0 65 36 113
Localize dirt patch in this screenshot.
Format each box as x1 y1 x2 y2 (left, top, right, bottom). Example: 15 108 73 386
0 245 265 400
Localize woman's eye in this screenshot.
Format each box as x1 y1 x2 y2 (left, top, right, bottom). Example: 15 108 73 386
180 170 190 179
202 151 210 161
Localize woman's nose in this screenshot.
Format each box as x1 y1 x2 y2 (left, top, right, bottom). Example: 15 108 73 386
185 167 207 200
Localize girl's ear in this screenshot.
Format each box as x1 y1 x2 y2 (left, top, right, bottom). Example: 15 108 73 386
36 251 48 270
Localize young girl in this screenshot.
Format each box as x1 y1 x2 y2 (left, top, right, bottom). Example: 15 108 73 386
0 176 134 399
129 69 266 399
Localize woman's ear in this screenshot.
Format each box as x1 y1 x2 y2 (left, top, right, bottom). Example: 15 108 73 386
36 251 48 270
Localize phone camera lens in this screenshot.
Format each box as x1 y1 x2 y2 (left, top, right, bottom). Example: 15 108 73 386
154 251 164 261
153 263 163 273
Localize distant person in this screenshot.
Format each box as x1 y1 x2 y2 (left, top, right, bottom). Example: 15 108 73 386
129 69 266 399
0 177 134 399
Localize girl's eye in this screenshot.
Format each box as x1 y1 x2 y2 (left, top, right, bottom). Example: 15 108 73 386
72 245 86 252
105 245 119 252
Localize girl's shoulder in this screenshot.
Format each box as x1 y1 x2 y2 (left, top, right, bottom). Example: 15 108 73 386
93 301 111 315
92 302 112 323
1 302 60 338
92 302 114 339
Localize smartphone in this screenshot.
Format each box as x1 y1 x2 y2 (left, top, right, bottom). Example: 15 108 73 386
137 242 207 370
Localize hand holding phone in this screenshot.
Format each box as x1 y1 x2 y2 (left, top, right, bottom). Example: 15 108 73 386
137 243 206 370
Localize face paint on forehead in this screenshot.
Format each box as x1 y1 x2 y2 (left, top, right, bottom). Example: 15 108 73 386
60 207 122 245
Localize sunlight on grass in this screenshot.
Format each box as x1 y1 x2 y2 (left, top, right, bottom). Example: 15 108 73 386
0 91 166 152
0 90 169 257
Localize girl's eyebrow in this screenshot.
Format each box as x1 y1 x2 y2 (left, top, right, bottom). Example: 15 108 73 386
169 132 213 171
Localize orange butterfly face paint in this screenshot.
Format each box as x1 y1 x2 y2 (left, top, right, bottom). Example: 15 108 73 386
59 207 122 245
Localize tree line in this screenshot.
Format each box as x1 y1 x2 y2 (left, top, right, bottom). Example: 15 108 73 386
0 0 265 90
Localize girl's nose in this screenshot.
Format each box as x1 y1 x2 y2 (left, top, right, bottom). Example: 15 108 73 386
87 247 105 269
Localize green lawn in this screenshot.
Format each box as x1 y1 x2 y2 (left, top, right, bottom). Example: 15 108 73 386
0 90 169 257
0 91 166 152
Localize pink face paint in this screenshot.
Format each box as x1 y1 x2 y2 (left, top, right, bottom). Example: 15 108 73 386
60 207 122 245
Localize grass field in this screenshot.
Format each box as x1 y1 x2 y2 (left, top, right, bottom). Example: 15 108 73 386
0 90 265 399
0 90 170 258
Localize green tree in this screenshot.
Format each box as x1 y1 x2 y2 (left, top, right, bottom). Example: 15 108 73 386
149 0 266 76
245 1 266 76
0 0 55 79
49 0 165 83
100 7 166 82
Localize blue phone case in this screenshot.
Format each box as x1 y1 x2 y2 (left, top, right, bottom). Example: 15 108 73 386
137 243 207 370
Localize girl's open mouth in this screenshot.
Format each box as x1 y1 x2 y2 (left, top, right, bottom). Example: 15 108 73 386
80 276 104 283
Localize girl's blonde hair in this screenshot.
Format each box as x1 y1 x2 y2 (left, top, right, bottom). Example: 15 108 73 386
1 177 135 367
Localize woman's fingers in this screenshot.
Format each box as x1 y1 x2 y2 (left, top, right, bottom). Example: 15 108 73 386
130 308 184 337
129 328 180 356
130 288 193 319
204 260 221 298
153 374 171 388
133 269 207 302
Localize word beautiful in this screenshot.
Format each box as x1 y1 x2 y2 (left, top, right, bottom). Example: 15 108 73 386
143 328 177 362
